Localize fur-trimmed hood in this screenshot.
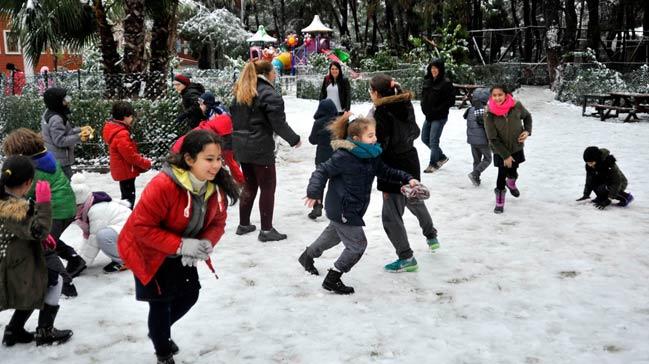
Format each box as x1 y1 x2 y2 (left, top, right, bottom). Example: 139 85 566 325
372 91 414 107
331 139 356 151
0 197 30 222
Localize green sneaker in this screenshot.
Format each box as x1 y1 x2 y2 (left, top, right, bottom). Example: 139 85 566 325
427 238 440 251
384 257 418 272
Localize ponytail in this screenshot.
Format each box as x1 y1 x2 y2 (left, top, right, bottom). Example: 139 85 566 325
328 115 376 141
328 114 350 140
0 155 35 199
233 60 275 106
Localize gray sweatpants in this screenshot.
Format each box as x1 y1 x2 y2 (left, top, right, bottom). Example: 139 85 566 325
96 227 123 264
471 144 492 176
306 221 367 273
382 193 437 260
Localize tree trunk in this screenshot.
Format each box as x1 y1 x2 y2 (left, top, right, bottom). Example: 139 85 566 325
92 0 123 98
350 0 361 42
371 7 379 54
123 0 146 97
522 0 533 61
279 0 286 36
145 0 178 99
384 1 398 51
510 0 523 58
586 0 600 56
531 0 542 61
544 0 561 85
563 0 577 51
644 0 649 38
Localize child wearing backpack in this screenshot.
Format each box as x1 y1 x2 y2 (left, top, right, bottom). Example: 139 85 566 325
299 114 418 294
0 156 73 347
464 87 492 186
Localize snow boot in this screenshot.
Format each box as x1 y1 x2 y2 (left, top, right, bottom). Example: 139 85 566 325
427 237 440 251
298 248 319 275
468 172 480 187
148 333 179 355
35 304 73 346
2 310 34 346
322 269 354 294
505 178 520 197
65 255 87 278
384 257 419 272
494 188 506 214
308 202 323 220
156 353 175 364
235 224 256 235
258 228 287 242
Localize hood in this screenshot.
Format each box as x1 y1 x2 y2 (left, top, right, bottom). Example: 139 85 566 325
314 99 338 121
372 91 414 108
424 59 446 80
162 164 215 200
471 88 490 107
43 87 69 116
331 139 356 152
0 197 29 222
32 150 58 174
182 82 206 96
102 120 130 145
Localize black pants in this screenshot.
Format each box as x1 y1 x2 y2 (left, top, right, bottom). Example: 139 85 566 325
51 218 77 261
148 290 199 356
496 166 519 190
119 178 136 209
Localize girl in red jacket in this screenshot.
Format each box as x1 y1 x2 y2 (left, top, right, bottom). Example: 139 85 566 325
118 130 239 364
102 101 152 208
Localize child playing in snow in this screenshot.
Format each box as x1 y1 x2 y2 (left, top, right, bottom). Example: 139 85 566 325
306 98 340 219
70 174 131 273
172 93 244 184
103 101 152 208
0 156 73 347
464 87 492 186
118 130 239 364
299 114 418 294
577 146 633 209
484 85 533 214
2 128 85 296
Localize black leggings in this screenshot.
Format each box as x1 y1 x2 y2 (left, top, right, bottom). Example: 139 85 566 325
148 290 199 356
119 178 136 209
51 218 77 261
239 163 277 230
496 166 519 190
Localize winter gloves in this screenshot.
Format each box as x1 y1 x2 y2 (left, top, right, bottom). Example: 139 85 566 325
576 195 590 201
35 181 51 203
178 238 213 267
79 126 94 142
42 234 57 250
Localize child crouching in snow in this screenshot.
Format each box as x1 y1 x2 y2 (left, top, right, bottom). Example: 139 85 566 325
577 146 633 209
0 156 73 347
70 174 131 273
299 114 418 295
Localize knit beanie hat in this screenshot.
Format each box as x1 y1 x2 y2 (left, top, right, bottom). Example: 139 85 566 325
198 92 216 107
400 183 431 201
583 146 602 162
174 74 191 87
70 173 91 205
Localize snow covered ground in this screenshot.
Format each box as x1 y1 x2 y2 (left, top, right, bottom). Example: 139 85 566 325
2 87 649 363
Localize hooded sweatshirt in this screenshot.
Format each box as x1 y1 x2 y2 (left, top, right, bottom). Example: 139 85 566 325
420 60 456 120
41 87 81 167
27 151 76 220
308 99 339 165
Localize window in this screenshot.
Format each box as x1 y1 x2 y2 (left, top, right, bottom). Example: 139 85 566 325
3 30 21 54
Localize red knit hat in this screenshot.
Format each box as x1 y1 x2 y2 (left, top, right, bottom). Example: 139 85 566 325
174 74 190 86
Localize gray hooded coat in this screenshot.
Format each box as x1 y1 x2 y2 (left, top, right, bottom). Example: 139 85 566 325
464 88 490 145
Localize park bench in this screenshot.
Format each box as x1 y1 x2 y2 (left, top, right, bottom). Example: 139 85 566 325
590 104 638 122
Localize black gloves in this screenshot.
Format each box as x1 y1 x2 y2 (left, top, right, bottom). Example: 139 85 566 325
576 195 590 201
593 198 611 210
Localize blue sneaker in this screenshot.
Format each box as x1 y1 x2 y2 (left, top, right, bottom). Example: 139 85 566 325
427 237 440 251
618 193 634 207
384 257 418 272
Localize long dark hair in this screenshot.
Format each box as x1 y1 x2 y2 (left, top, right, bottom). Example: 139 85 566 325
370 73 402 98
167 130 240 205
0 155 35 200
326 61 344 86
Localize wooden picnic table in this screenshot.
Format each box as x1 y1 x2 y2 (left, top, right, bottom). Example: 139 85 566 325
586 91 649 122
581 93 613 116
453 83 485 109
610 91 649 113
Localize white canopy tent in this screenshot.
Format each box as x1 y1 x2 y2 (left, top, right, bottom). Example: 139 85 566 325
246 25 277 43
301 15 333 33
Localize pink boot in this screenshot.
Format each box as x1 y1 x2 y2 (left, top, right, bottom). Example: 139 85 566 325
494 188 505 214
506 178 520 197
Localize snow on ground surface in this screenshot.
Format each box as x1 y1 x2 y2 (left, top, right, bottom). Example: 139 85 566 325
2 87 649 363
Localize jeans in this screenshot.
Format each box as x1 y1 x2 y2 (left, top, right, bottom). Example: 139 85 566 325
421 118 447 165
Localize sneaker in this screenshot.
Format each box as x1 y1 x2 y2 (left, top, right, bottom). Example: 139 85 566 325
258 228 287 242
235 224 256 235
61 282 78 297
384 257 419 272
436 157 449 169
427 237 440 251
618 193 634 207
423 164 439 173
65 255 87 278
102 261 127 273
468 172 480 187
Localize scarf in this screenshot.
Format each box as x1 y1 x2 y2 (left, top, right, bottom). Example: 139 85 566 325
487 94 516 116
350 140 383 159
75 192 113 239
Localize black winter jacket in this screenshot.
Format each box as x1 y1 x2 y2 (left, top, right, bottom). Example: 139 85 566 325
176 82 205 129
231 77 300 165
306 139 412 226
583 148 628 197
308 99 338 165
421 62 455 121
372 91 421 193
319 76 351 111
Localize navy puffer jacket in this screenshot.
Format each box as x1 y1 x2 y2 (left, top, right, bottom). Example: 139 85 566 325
308 99 338 165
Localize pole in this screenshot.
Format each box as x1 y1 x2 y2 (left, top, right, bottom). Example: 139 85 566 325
240 0 244 21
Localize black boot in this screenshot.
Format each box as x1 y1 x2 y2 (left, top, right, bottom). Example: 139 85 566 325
298 248 319 275
148 333 179 355
322 269 355 294
307 202 323 220
157 353 175 364
2 310 34 346
61 282 78 297
258 228 287 242
65 255 87 278
35 304 73 346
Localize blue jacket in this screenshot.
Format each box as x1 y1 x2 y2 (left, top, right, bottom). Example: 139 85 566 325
308 99 338 165
306 139 412 226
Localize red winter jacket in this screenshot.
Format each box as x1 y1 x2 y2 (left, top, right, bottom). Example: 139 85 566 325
117 166 227 285
171 114 244 184
103 119 152 181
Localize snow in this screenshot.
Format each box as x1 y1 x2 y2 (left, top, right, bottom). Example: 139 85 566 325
3 87 649 363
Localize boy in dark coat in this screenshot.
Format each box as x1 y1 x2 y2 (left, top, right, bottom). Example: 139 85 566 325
464 87 492 186
307 99 339 219
578 146 633 209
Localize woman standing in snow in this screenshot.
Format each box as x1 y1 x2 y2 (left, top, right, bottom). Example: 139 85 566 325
319 61 351 114
230 60 301 242
484 85 532 214
118 130 238 364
